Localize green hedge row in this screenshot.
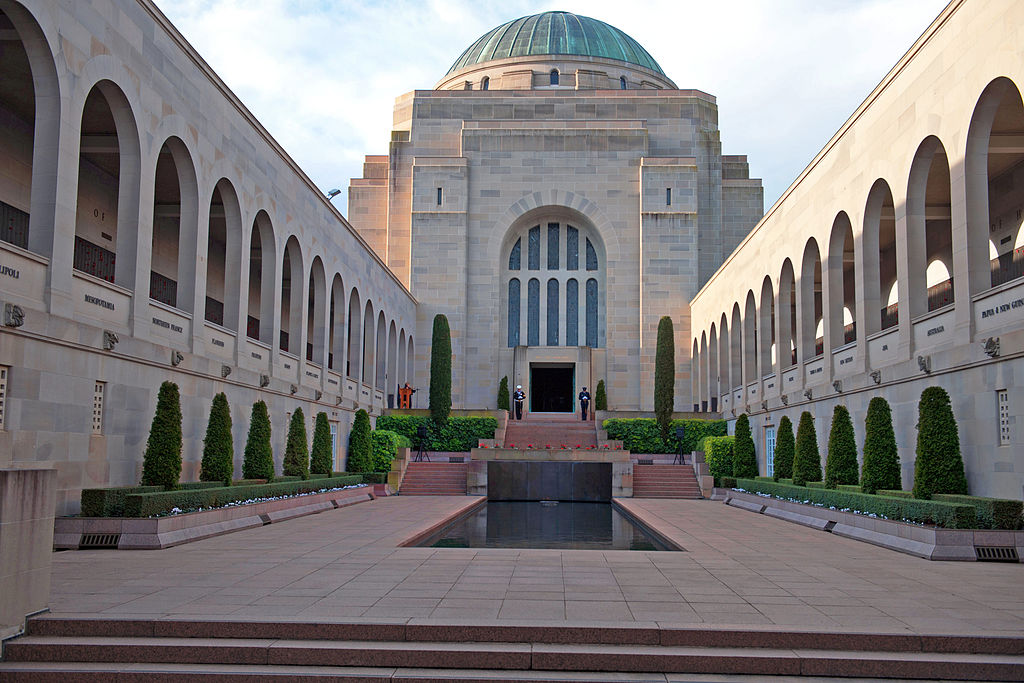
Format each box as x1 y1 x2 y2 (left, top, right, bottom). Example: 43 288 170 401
354 472 387 484
369 430 412 473
81 485 163 517
122 474 365 518
933 493 1023 530
602 418 727 454
733 478 977 529
702 435 735 481
375 415 497 451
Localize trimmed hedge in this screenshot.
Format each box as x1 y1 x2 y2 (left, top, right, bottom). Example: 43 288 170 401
81 485 162 517
719 476 737 489
242 401 274 481
122 474 364 518
497 376 510 411
837 484 863 493
913 386 968 499
369 430 411 473
310 412 333 476
773 415 795 482
654 316 675 442
703 435 735 481
282 408 310 479
602 418 727 454
348 409 372 473
933 494 1023 530
141 381 183 488
355 472 387 484
375 415 497 451
734 478 977 529
429 314 452 423
880 489 912 499
824 405 858 488
595 380 607 411
806 481 825 489
200 392 234 485
793 411 821 486
861 396 901 494
732 414 757 478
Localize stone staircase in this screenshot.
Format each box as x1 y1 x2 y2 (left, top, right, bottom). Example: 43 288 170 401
2 616 1022 680
632 464 703 499
503 413 597 448
397 461 466 495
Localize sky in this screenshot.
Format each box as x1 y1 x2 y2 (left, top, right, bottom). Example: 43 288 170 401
153 0 950 217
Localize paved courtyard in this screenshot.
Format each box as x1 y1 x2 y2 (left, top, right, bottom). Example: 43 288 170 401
47 496 1024 635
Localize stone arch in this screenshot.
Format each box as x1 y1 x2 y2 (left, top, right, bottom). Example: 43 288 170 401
691 337 700 410
699 331 708 410
397 328 407 386
362 300 374 387
328 273 345 371
307 255 326 364
346 287 361 378
246 210 276 343
205 178 242 330
743 290 757 384
387 321 398 397
827 212 856 348
907 135 954 318
730 303 742 391
779 258 797 367
800 238 823 360
708 322 719 411
375 310 387 391
149 135 199 312
759 275 775 375
406 335 415 396
279 235 303 354
863 179 898 335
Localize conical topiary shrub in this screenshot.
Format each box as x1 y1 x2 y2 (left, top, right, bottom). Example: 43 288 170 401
242 400 274 481
595 379 607 411
654 316 675 443
861 397 901 494
282 407 310 479
429 314 451 424
773 415 794 481
732 413 758 478
824 405 859 488
348 409 372 473
497 376 510 412
200 392 234 485
310 411 333 476
141 381 183 488
913 386 968 499
792 411 822 486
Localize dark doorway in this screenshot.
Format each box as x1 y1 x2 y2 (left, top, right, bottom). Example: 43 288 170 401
530 364 574 412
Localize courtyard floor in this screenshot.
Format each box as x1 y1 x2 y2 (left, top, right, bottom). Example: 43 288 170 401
46 496 1024 635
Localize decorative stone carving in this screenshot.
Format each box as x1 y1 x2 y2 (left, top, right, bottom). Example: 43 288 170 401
335 394 343 405
917 355 931 373
221 365 232 378
102 330 119 350
3 303 24 327
780 395 789 405
982 337 1000 358
870 370 881 385
314 390 322 401
761 401 768 412
832 380 842 393
803 389 813 400
171 350 184 366
290 384 298 395
259 374 270 388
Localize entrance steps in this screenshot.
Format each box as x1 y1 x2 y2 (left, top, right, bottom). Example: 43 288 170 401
633 464 703 499
397 462 466 495
2 617 1022 680
504 413 597 448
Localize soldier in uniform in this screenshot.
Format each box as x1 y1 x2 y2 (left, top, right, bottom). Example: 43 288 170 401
512 384 526 420
578 386 591 421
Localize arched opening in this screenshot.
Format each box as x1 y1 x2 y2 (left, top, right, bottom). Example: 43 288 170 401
387 322 398 398
718 314 730 405
546 278 559 345
279 236 303 354
708 323 719 411
246 211 276 342
827 213 856 347
778 259 797 367
150 137 198 311
328 274 345 371
908 136 955 316
550 69 559 86
375 311 386 391
743 291 757 383
619 76 627 90
0 5 60 257
699 332 709 411
863 179 898 334
397 329 407 386
966 77 1024 293
73 82 140 288
346 288 361 378
306 256 326 364
406 336 415 393
481 76 489 91
926 260 953 307
205 179 241 330
691 338 700 410
800 239 823 360
527 278 540 345
362 301 374 386
730 304 742 391
759 277 775 376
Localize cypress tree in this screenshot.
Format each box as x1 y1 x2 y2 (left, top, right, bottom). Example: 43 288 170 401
497 376 510 411
595 379 607 411
140 381 183 488
242 400 274 481
654 316 675 443
824 404 859 488
310 411 333 476
200 392 234 485
282 407 310 479
773 415 795 481
792 411 822 486
732 413 758 478
913 386 968 499
861 396 901 494
348 409 372 472
429 314 452 424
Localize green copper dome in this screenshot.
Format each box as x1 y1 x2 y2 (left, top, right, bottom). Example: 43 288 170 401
446 11 665 76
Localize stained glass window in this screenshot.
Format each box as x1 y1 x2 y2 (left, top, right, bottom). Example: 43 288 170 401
547 279 559 345
528 226 540 270
509 237 521 270
547 223 559 270
527 278 540 346
566 278 578 346
586 278 598 347
586 238 598 271
508 279 520 347
566 226 578 270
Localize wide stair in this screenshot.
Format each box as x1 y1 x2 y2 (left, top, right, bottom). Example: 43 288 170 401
633 464 703 499
398 461 466 495
503 413 597 448
2 616 1022 680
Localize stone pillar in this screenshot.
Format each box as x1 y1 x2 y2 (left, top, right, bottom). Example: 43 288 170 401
0 467 56 641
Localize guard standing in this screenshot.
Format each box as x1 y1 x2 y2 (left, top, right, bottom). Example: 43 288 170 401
578 386 591 421
398 383 416 409
512 385 526 420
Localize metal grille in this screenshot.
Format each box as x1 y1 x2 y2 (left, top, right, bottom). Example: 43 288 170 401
92 382 105 434
79 533 120 549
637 458 653 465
448 456 464 463
976 546 1019 562
0 366 7 430
998 390 1011 446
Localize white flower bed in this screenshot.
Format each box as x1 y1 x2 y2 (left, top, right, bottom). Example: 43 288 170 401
156 483 369 518
733 487 922 526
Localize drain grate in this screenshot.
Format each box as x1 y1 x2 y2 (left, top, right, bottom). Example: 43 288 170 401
975 546 1019 562
448 456 464 463
79 533 120 549
637 459 653 465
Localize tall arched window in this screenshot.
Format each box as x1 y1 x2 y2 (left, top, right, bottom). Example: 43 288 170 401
619 76 627 90
547 279 559 345
586 279 598 347
527 278 540 345
566 278 578 345
550 70 559 86
508 278 520 346
481 76 489 90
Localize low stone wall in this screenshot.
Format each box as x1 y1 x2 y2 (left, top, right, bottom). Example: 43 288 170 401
1 467 56 641
54 486 374 550
723 489 1024 562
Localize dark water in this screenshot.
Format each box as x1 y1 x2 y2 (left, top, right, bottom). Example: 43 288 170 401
425 501 677 551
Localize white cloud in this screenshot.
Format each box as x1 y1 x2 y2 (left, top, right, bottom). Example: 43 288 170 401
154 0 948 214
